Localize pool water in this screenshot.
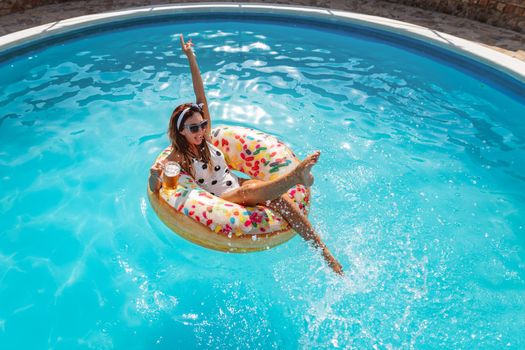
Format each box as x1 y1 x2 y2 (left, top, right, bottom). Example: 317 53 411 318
1 17 524 349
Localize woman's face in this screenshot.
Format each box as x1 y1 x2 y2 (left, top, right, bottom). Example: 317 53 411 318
180 112 206 146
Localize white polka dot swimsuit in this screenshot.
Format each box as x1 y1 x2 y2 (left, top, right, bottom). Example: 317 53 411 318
192 142 240 196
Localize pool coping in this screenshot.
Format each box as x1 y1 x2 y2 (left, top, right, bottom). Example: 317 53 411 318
0 2 524 85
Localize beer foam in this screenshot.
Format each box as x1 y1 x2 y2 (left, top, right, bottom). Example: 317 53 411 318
164 162 181 177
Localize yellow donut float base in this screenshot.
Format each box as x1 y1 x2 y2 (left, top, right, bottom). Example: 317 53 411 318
147 187 298 253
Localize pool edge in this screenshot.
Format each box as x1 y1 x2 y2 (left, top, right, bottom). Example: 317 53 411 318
0 2 524 85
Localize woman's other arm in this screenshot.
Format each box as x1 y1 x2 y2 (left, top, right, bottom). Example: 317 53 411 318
180 34 211 139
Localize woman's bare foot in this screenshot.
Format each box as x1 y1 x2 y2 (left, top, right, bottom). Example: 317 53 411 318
295 151 320 187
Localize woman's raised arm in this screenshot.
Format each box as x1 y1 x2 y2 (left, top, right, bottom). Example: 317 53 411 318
180 34 211 139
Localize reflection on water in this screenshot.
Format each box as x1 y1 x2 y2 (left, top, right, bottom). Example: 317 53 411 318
0 20 524 349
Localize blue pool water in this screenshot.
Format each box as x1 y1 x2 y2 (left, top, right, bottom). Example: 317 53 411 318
1 15 524 349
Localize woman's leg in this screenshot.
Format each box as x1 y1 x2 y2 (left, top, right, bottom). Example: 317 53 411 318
267 195 344 275
220 151 320 206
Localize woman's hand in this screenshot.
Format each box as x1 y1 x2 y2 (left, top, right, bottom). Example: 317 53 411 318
179 34 195 57
149 161 164 192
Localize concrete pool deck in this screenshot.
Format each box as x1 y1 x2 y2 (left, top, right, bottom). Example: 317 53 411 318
0 0 524 65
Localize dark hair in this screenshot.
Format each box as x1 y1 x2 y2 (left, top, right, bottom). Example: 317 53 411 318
168 102 212 176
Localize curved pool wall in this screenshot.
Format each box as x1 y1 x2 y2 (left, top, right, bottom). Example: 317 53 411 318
1 2 525 99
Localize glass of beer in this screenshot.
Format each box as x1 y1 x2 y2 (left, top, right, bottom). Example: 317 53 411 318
162 161 181 191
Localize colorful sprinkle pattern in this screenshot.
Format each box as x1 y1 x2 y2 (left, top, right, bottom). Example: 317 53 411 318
155 126 310 236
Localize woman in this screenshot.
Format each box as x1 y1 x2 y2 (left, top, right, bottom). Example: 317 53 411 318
149 35 344 275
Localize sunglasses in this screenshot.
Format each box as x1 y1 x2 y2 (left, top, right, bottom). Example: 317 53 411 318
184 120 208 133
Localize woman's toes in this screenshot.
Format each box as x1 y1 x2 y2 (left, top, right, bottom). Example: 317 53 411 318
305 152 317 161
304 152 320 168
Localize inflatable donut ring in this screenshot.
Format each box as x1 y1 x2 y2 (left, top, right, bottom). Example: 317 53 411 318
147 126 311 253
